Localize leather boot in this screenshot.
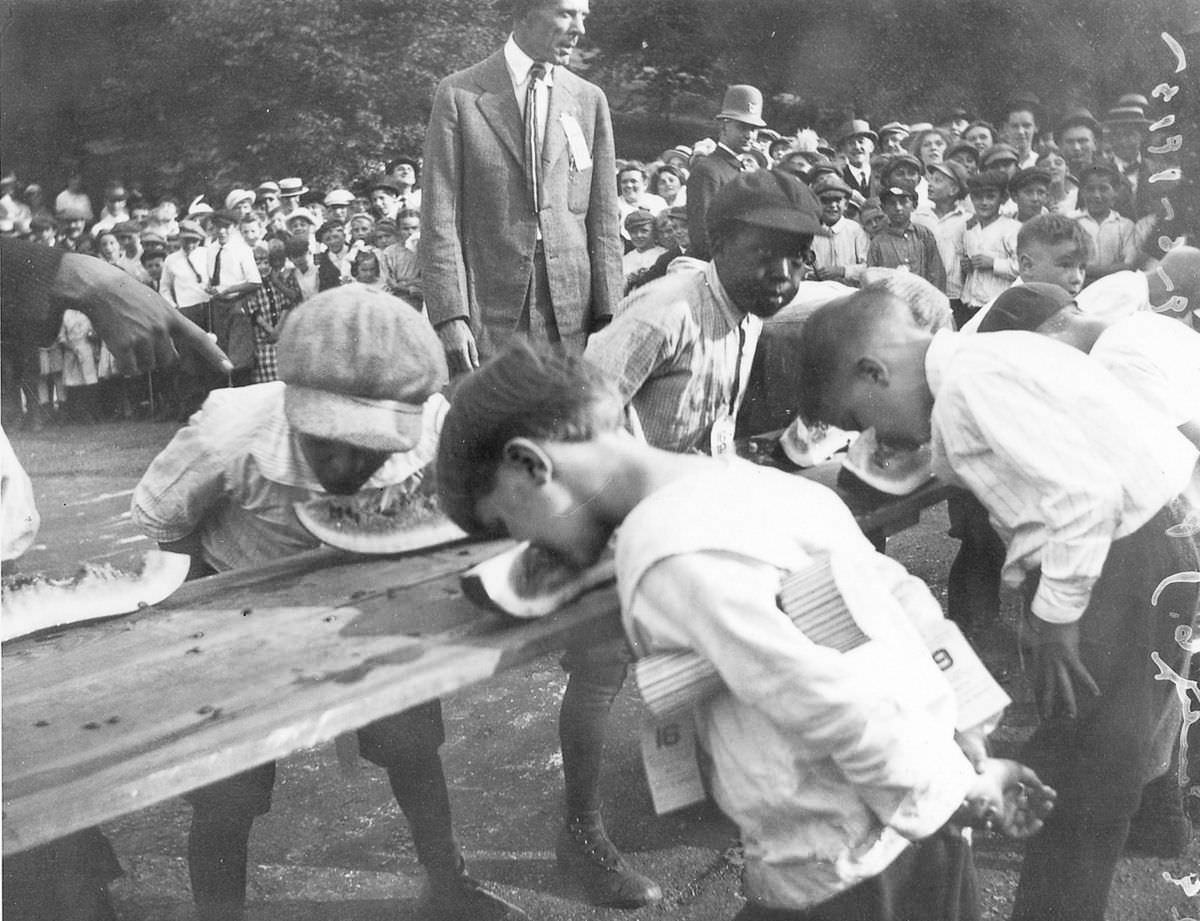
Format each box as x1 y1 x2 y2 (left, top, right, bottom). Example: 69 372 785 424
421 858 529 921
555 811 662 908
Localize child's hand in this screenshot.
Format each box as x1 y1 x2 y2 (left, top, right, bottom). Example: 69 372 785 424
968 254 995 271
1031 620 1101 719
961 758 1056 839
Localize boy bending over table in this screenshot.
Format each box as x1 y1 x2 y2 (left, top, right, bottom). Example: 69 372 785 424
132 287 526 921
435 342 1053 921
795 287 1200 921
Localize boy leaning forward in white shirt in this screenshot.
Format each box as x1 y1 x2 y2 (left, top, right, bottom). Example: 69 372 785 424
797 286 1200 921
435 342 1053 921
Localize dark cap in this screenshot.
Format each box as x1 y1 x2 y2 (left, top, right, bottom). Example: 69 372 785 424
385 155 420 173
879 185 917 204
1077 161 1121 185
705 169 821 237
112 220 142 236
980 143 1020 168
977 283 1074 333
623 209 654 230
315 220 345 241
810 173 853 198
1009 166 1053 192
1060 107 1102 136
946 140 980 166
367 174 402 195
879 153 922 182
926 160 969 197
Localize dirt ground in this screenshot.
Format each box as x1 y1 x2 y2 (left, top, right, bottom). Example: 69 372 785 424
5 419 1200 920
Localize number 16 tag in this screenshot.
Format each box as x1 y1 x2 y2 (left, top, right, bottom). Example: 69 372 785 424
640 713 706 815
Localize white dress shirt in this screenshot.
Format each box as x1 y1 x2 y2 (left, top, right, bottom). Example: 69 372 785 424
925 329 1198 624
619 461 975 909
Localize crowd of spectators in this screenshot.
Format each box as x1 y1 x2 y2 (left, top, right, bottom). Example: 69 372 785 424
0 89 1173 432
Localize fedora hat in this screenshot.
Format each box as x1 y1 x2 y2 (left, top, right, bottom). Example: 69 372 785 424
1059 107 1102 135
836 118 879 147
716 85 767 128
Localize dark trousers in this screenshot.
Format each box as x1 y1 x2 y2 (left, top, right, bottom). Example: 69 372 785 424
946 490 1005 632
733 825 979 921
2 828 122 921
559 637 633 817
185 701 456 921
1011 500 1200 921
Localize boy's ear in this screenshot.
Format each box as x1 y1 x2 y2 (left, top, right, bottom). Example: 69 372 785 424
502 437 554 485
853 356 888 385
1017 251 1033 275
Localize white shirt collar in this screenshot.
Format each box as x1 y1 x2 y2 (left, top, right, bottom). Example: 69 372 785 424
504 34 556 90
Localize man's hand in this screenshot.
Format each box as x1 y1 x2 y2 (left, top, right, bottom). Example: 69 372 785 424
55 252 232 376
967 254 995 271
1032 619 1101 719
960 758 1057 839
813 265 846 281
437 318 479 376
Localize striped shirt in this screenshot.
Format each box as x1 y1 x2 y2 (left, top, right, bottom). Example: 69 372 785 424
132 382 447 572
866 223 946 292
925 329 1198 624
585 260 760 453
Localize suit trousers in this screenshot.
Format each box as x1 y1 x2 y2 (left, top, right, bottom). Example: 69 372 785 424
516 241 562 348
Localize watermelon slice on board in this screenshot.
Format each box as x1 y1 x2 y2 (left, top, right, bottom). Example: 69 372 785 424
2 550 190 641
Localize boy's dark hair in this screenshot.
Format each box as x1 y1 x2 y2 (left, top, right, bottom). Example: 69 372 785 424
1016 213 1091 259
437 342 625 534
795 287 902 425
967 169 1009 195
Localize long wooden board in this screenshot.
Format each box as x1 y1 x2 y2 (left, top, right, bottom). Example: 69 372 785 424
3 468 950 855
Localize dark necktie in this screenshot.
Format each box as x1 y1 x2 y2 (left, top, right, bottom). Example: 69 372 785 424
525 61 548 216
211 245 224 288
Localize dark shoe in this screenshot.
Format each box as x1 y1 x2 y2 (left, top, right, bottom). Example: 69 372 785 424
422 869 529 921
555 813 663 908
1125 813 1191 858
1127 772 1192 857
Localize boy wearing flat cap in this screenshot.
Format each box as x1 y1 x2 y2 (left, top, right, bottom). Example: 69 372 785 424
132 287 527 921
809 172 870 286
867 186 946 290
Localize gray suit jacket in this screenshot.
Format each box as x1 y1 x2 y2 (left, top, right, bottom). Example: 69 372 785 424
420 49 623 358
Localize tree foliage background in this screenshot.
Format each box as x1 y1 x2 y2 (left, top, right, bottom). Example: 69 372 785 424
0 0 1195 201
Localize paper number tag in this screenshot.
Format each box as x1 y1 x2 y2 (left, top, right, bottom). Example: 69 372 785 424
561 114 593 171
709 412 736 458
640 714 706 815
920 619 1011 732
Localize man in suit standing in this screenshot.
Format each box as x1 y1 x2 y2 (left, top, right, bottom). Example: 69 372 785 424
685 84 766 261
420 2 661 909
838 118 878 198
420 0 622 375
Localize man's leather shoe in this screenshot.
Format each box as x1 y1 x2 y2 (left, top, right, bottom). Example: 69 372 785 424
555 812 663 908
422 868 530 921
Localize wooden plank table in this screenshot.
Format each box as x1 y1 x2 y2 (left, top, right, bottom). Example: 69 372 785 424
2 459 952 855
